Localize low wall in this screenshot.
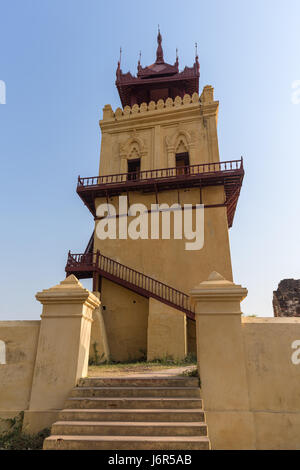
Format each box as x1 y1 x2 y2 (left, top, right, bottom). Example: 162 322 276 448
242 317 300 449
204 316 300 449
191 274 300 450
0 321 40 430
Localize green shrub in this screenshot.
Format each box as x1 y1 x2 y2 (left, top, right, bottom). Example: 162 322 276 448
0 412 50 450
180 367 199 377
88 342 106 366
151 353 197 366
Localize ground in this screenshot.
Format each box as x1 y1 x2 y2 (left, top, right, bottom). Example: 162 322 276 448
88 361 198 377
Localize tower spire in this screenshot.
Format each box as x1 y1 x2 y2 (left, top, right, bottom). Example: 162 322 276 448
116 46 122 79
195 42 200 72
175 47 179 70
137 50 142 72
156 26 164 64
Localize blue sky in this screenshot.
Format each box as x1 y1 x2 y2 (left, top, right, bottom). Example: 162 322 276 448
0 0 299 319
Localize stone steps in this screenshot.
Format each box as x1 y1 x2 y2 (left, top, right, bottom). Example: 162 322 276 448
43 376 210 450
65 397 203 409
44 435 210 450
78 377 200 388
70 386 201 398
58 408 205 422
51 420 208 436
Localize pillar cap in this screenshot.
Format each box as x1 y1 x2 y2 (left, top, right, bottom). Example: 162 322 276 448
36 275 100 309
190 271 248 303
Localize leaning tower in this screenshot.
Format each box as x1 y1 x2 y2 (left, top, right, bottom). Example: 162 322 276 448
66 32 244 362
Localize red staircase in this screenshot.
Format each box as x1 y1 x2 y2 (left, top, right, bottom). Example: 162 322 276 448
65 251 195 320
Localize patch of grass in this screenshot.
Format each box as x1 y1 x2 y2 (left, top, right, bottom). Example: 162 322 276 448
0 412 50 450
89 342 106 366
88 354 197 376
151 353 197 366
180 367 199 377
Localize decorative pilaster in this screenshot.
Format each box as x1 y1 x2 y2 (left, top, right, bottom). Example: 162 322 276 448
23 275 100 432
190 272 256 449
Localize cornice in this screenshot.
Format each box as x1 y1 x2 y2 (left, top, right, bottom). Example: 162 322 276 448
100 101 219 134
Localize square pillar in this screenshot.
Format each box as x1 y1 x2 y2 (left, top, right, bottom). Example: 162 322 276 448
23 275 100 432
190 271 255 449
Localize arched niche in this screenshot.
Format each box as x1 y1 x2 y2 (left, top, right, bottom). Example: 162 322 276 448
165 129 196 168
119 132 148 174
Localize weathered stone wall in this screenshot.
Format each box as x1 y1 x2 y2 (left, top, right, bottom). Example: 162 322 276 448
273 279 300 317
0 321 40 429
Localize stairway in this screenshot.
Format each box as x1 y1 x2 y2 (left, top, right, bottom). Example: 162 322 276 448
66 251 195 320
43 376 210 450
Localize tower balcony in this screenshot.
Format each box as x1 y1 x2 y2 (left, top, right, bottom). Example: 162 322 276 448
77 159 244 227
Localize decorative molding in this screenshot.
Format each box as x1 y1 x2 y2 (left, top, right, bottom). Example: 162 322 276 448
35 275 100 310
120 131 148 160
165 126 196 154
103 92 202 121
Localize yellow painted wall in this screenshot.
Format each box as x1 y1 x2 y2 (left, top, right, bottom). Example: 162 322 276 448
192 275 300 450
94 186 232 293
242 317 300 450
147 298 187 361
95 89 232 292
0 321 40 429
100 278 149 362
91 89 232 360
187 318 197 356
93 187 231 361
89 305 110 364
99 89 219 177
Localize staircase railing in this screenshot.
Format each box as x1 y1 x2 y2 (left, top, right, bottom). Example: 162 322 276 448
66 251 195 320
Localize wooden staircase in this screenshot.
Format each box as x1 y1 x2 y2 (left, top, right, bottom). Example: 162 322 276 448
66 251 195 320
43 376 210 450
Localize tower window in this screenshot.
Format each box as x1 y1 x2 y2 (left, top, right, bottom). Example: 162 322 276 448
127 158 141 180
176 152 189 175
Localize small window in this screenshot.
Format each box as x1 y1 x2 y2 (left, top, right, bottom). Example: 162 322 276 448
127 158 141 181
176 152 189 175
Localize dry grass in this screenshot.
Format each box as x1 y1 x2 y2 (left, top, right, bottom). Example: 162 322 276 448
88 356 197 377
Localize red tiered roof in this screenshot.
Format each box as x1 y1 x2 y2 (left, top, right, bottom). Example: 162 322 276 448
116 31 200 107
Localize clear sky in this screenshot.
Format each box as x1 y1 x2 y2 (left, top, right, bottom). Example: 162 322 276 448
0 0 299 320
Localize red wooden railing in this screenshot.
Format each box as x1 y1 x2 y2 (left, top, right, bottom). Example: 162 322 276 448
66 251 195 320
77 159 243 188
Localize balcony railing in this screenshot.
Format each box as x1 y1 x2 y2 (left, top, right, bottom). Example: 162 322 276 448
77 158 243 188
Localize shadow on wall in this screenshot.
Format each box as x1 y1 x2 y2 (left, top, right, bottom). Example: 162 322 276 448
0 341 5 365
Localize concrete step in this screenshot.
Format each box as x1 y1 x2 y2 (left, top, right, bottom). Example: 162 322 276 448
70 386 200 399
64 397 203 410
58 408 205 422
43 435 210 450
78 377 199 388
51 420 208 437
